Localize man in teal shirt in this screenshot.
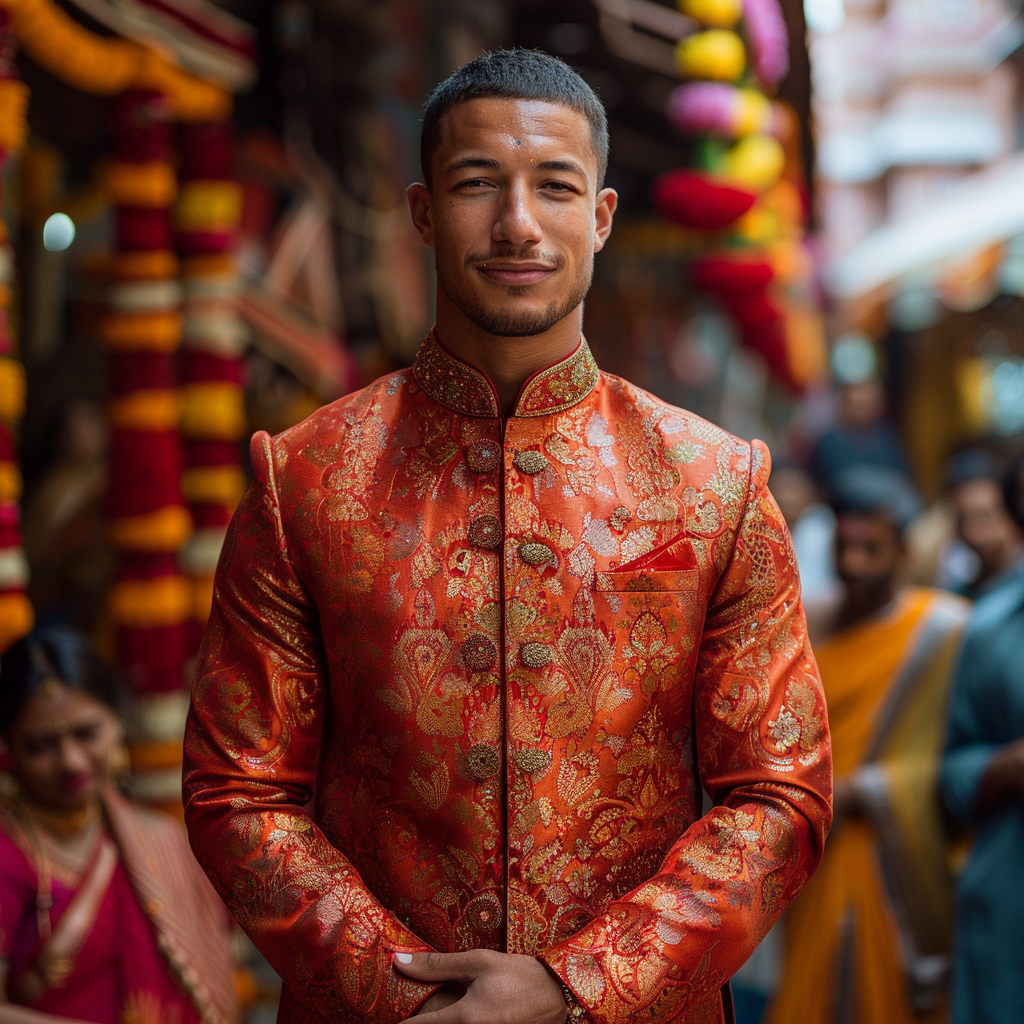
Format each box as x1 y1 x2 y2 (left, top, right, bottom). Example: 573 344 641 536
941 452 1024 1023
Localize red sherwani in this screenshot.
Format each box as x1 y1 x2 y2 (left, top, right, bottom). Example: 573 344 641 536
183 333 832 1024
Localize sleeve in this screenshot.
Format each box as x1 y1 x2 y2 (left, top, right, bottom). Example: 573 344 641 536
940 626 999 822
182 431 439 1023
539 441 833 1024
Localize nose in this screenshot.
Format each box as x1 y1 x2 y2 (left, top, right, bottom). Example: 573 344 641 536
493 178 542 247
57 736 90 776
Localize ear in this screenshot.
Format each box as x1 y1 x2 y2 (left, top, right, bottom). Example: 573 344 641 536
407 183 435 248
593 187 618 254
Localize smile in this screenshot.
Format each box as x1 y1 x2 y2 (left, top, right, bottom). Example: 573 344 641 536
474 262 558 286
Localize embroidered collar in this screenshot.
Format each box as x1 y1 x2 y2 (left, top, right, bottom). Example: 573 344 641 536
411 330 600 418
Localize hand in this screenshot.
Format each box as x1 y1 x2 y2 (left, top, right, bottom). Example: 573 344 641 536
417 985 466 1016
395 950 568 1024
977 736 1024 809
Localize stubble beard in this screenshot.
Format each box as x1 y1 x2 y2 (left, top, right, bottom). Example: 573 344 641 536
436 250 593 338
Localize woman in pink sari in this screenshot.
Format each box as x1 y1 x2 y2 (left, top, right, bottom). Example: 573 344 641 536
0 628 238 1024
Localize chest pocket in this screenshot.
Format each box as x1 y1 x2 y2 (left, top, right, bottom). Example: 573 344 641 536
595 568 699 593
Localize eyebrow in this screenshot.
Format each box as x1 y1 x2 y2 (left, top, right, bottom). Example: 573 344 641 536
444 156 589 176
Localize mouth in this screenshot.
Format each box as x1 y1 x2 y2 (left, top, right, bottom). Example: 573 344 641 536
473 261 558 286
63 772 93 793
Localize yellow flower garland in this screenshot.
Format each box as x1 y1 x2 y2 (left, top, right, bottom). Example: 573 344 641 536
109 504 192 551
107 161 178 207
1 0 230 121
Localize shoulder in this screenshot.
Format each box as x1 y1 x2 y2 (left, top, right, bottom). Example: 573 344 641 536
597 372 767 510
249 369 416 486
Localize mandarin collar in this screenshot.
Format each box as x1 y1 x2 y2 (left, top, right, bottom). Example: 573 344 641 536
411 330 600 419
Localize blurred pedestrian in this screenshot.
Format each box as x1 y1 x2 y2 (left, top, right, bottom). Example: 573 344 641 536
770 460 841 640
768 466 970 1024
941 450 1024 1024
0 628 237 1024
943 448 1023 600
810 379 912 494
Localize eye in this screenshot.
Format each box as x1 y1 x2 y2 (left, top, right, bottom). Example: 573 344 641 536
74 724 100 743
541 181 580 195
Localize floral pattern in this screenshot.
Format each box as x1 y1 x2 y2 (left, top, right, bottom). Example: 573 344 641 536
183 333 832 1024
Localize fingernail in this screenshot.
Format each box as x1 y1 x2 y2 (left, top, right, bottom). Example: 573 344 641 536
395 953 413 964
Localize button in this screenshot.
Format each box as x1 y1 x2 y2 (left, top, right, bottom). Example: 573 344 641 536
466 744 501 780
519 541 552 567
513 450 550 475
466 438 501 474
461 633 497 671
468 514 502 550
520 642 553 668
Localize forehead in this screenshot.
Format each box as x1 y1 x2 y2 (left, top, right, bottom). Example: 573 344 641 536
14 686 107 733
837 512 899 541
435 97 597 174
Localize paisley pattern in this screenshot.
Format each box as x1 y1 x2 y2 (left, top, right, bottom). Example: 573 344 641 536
183 334 832 1024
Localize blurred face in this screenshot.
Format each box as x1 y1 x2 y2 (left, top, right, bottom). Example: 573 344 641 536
953 478 1023 573
840 381 885 429
835 512 904 606
5 684 119 812
408 98 616 337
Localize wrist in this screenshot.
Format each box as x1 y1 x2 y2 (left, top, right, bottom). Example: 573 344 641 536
536 958 587 1023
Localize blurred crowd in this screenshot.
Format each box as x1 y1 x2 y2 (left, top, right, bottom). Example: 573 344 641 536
730 368 1024 1024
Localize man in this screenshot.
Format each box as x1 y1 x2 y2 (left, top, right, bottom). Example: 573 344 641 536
944 449 1023 600
942 451 1024 1024
768 467 969 1024
182 50 831 1024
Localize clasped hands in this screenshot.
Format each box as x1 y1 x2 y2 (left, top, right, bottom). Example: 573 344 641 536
395 949 568 1024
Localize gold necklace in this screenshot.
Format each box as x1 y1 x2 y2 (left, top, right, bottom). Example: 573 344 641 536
15 796 100 840
13 796 104 939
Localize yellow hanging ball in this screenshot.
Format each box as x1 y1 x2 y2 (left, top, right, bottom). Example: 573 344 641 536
721 134 785 191
734 89 772 136
675 30 746 82
678 0 744 28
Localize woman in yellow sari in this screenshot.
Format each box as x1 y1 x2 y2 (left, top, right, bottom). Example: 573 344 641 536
767 468 969 1024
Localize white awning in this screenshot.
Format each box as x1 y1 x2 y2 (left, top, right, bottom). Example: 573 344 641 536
824 150 1024 297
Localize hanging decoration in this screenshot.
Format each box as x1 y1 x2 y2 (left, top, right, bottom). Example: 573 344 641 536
653 0 826 388
104 90 191 810
0 8 31 652
176 119 246 648
0 0 228 121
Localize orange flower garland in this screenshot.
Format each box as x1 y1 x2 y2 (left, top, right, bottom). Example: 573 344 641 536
177 119 246 638
0 0 228 121
104 90 192 704
0 9 32 652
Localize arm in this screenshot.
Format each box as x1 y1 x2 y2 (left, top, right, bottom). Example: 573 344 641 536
539 441 833 1024
940 627 1008 822
182 432 438 1023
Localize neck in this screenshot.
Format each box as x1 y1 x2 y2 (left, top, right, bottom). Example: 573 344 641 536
433 293 584 417
835 582 901 634
18 792 101 838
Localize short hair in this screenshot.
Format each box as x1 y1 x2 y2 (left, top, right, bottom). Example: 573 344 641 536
830 465 923 537
944 448 1001 492
420 49 609 189
0 627 121 735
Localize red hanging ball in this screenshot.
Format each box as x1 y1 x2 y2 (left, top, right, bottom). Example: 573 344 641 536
651 170 757 231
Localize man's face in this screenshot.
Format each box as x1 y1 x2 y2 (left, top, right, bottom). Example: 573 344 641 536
953 477 1022 573
408 98 616 337
835 512 903 605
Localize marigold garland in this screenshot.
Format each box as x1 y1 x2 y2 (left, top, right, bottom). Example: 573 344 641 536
105 91 191 715
0 0 229 121
0 8 32 652
177 119 246 651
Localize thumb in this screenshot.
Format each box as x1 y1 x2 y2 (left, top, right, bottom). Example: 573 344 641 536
393 950 480 983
